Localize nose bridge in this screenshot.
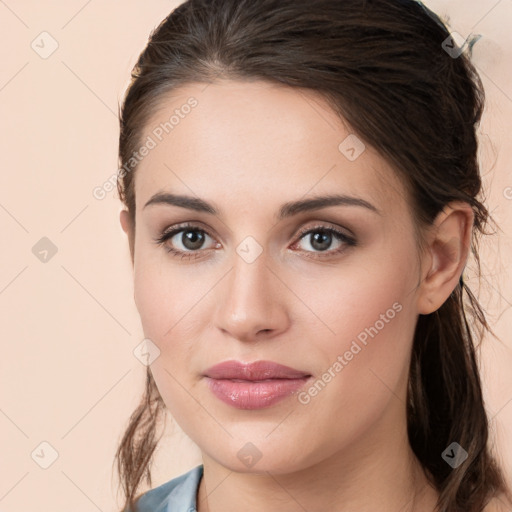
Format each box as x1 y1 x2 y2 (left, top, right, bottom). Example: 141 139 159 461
215 243 287 340
227 247 272 320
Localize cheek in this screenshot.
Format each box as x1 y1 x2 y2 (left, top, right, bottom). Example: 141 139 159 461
132 255 217 373
289 277 416 456
133 246 196 339
133 264 167 339
294 247 415 338
132 261 201 416
132 257 189 357
292 247 418 395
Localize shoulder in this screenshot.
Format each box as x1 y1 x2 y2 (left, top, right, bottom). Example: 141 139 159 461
125 464 203 512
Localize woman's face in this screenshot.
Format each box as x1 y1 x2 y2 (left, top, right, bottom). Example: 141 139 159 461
122 79 427 473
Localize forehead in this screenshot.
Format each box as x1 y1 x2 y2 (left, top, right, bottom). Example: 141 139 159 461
134 79 408 218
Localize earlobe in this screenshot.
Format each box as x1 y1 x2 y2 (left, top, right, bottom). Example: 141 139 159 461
416 202 474 315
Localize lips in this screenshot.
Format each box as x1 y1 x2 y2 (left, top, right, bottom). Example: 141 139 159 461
203 360 312 410
203 359 310 380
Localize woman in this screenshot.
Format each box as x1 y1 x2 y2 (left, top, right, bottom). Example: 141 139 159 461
114 0 512 510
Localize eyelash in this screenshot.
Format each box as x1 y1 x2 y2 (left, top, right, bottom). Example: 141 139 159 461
152 222 357 261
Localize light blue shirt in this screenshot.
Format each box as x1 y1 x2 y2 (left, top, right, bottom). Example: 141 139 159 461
125 464 204 512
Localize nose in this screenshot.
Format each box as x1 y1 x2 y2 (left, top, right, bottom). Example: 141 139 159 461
213 249 290 343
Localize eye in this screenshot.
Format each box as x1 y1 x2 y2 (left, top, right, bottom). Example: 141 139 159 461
291 224 357 259
152 222 357 260
152 223 218 260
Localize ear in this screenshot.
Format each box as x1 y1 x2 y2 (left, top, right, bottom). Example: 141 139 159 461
120 209 135 265
416 201 474 315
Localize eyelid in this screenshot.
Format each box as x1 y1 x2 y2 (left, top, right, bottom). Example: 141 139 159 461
293 221 355 240
289 223 356 255
153 222 217 248
153 220 357 259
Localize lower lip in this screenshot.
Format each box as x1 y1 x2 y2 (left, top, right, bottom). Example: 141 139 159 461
205 376 311 409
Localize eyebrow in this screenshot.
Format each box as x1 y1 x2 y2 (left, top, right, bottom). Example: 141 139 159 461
143 192 381 219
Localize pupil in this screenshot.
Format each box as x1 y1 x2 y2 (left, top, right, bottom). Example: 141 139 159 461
183 230 204 250
311 231 331 251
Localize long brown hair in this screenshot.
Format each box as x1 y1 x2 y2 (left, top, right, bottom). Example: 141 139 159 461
114 1 512 510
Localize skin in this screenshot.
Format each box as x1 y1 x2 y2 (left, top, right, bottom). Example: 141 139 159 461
120 79 475 512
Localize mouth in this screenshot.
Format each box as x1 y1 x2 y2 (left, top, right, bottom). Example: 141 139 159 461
203 359 311 380
203 360 312 409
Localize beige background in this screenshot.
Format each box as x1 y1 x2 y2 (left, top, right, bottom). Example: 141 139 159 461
0 1 511 510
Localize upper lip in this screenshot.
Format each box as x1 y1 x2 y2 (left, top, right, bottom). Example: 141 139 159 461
203 360 311 380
